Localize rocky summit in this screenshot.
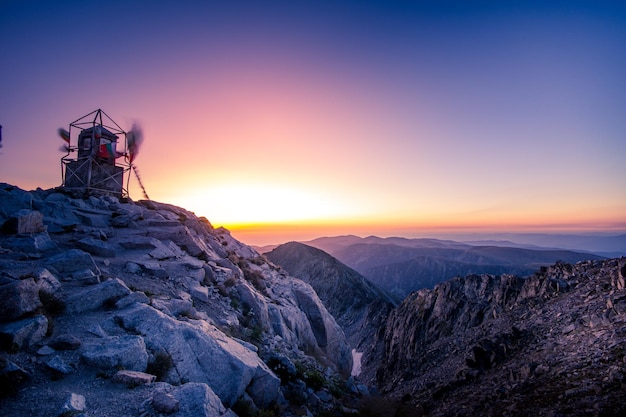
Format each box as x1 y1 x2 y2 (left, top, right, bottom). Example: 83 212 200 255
1 181 625 417
0 183 360 417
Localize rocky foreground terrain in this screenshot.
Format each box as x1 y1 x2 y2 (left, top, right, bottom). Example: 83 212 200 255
2 182 625 417
380 258 626 416
0 183 370 417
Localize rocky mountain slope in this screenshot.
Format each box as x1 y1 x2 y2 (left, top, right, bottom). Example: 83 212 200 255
3 182 623 417
264 242 395 385
380 258 626 416
0 183 364 417
304 236 606 299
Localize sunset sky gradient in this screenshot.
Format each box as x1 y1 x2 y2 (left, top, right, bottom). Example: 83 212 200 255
1 1 625 245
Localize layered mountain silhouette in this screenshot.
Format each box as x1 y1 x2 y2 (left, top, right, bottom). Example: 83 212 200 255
298 235 606 299
265 238 626 416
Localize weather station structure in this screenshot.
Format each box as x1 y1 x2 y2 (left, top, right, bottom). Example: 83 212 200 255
59 109 146 199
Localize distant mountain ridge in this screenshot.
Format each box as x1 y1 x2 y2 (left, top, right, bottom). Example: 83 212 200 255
293 235 607 299
261 237 626 415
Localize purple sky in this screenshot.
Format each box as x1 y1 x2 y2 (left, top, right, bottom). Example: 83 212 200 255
1 1 625 244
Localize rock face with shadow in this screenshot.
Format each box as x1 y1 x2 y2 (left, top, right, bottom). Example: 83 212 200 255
379 257 626 416
265 241 396 385
0 183 353 417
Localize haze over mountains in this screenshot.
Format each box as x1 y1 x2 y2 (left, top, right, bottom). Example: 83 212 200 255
259 235 617 300
263 238 626 416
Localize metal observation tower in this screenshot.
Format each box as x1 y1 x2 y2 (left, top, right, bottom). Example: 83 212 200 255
60 109 141 198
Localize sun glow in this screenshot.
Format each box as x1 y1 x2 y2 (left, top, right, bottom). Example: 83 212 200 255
170 183 348 226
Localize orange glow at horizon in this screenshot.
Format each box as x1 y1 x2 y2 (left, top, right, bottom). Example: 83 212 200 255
1 2 625 248
222 216 626 246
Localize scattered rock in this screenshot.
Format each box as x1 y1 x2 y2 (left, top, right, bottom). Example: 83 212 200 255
0 315 48 351
114 303 280 408
152 391 180 414
152 382 230 417
2 232 57 253
45 355 75 376
37 345 56 355
115 291 150 309
49 335 81 350
150 298 193 317
0 278 42 322
81 335 148 372
0 357 30 397
65 278 131 313
112 370 156 386
1 209 45 234
70 268 100 284
46 249 100 276
59 393 85 416
76 237 116 257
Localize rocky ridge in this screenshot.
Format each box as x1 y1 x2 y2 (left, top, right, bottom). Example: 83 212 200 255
380 258 626 416
265 242 396 385
0 183 359 417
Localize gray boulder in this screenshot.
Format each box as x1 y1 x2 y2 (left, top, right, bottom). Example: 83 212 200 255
45 249 100 276
73 208 110 227
59 393 86 416
130 260 169 278
65 278 131 314
2 232 57 253
0 184 37 219
45 355 75 376
150 298 193 317
49 335 81 350
114 303 280 408
292 281 353 377
145 225 220 261
149 240 179 260
118 236 161 250
189 282 209 303
0 357 30 396
112 370 156 386
32 268 62 298
76 237 116 257
0 278 42 322
71 269 100 284
0 209 45 234
0 315 48 351
115 292 150 309
81 335 148 372
152 391 180 414
152 382 234 417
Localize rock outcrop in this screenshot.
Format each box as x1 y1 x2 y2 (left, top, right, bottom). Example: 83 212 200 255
0 183 354 416
380 258 626 416
2 181 621 417
266 241 395 384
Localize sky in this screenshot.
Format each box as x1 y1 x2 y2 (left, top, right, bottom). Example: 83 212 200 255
1 1 625 245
